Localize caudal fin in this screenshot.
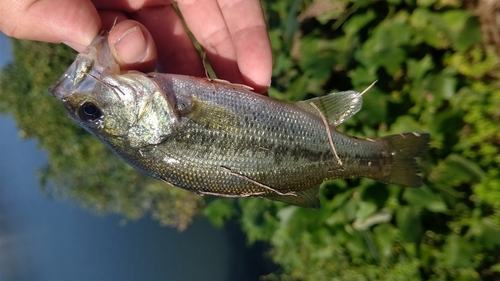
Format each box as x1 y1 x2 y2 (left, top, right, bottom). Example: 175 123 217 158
375 133 430 187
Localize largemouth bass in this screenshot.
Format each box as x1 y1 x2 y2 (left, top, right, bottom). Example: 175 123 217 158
49 33 429 208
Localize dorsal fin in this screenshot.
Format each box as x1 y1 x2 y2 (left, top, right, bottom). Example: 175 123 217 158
295 91 363 126
205 78 254 91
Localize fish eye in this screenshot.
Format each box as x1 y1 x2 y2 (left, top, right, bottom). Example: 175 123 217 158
78 102 102 122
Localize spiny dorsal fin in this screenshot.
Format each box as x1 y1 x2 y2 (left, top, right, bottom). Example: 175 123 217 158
205 78 254 91
295 91 363 127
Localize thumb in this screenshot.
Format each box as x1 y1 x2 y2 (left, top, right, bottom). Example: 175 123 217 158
107 20 157 73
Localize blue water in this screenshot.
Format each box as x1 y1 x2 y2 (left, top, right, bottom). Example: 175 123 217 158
0 33 275 281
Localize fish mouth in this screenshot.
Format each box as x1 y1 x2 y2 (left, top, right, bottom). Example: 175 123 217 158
48 58 83 100
48 31 120 101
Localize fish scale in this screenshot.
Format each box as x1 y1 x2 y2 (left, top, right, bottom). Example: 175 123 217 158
49 33 430 208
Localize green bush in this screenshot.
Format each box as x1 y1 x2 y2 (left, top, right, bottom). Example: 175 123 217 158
204 0 500 279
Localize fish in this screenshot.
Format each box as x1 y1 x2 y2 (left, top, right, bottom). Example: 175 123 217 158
49 32 430 209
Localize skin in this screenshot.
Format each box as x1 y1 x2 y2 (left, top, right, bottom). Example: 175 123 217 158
0 0 272 93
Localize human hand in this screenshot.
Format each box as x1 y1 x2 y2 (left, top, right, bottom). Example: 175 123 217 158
0 0 272 93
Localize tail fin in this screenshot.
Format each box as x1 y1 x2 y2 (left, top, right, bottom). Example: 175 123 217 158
375 133 430 187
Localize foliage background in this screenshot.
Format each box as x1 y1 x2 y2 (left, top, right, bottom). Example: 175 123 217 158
1 0 500 280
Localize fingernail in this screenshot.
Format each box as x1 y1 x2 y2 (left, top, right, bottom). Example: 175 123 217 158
114 26 148 64
62 41 87 52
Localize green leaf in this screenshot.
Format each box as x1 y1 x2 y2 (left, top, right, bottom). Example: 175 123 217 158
277 206 298 227
446 46 499 78
492 263 500 273
396 206 423 243
389 115 425 134
417 0 438 7
355 12 414 75
428 71 458 100
475 218 500 249
280 72 311 102
299 36 337 81
444 234 477 268
348 66 378 88
410 8 449 49
403 186 448 213
356 201 378 220
351 0 375 7
430 154 486 188
441 10 482 51
356 87 388 126
343 10 377 36
203 199 235 228
373 223 399 259
407 55 434 82
238 198 279 243
353 208 393 231
474 177 500 209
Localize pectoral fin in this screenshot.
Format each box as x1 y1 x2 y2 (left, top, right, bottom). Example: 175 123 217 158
296 91 363 126
185 97 240 131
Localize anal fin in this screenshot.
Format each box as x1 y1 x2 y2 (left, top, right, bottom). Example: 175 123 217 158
267 186 321 209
